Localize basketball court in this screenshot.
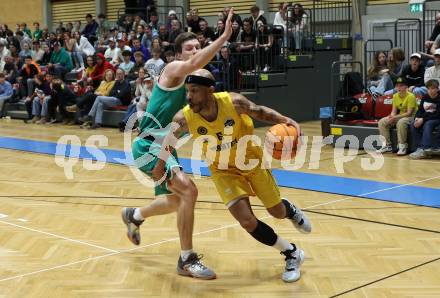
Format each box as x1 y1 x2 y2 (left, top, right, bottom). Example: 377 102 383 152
0 119 439 297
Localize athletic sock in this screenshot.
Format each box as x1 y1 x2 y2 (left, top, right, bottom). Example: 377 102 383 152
180 249 194 262
273 236 294 252
133 208 144 221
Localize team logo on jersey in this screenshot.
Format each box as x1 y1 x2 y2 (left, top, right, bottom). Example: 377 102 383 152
224 119 235 127
197 126 208 135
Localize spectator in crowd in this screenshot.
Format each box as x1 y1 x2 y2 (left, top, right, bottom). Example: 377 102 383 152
410 79 440 159
197 32 210 49
424 13 440 55
135 24 145 41
119 49 135 75
117 37 131 62
32 22 42 41
219 46 239 90
274 2 288 33
144 47 165 78
20 23 32 39
425 49 440 85
141 25 156 51
32 41 44 63
401 53 426 97
3 55 18 83
149 11 160 32
367 51 387 87
163 20 183 51
256 21 274 72
167 10 182 32
120 15 134 33
164 50 175 63
128 51 145 81
9 43 21 67
19 43 34 63
369 47 406 96
250 6 267 31
377 77 417 155
68 68 115 117
96 13 110 40
89 52 115 87
0 73 13 117
132 15 147 31
290 3 308 51
41 27 49 40
81 68 131 129
188 9 205 33
105 38 120 66
119 68 153 131
37 43 52 66
73 31 96 57
49 77 77 124
238 18 256 71
18 55 40 99
229 20 242 43
29 74 52 124
82 14 99 43
199 19 215 42
131 38 150 62
0 41 11 62
66 22 74 33
222 6 242 27
48 41 73 78
64 32 84 71
213 19 225 41
79 55 96 84
16 31 31 52
151 37 162 52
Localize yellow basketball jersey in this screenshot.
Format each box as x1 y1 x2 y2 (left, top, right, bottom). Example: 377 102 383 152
182 92 263 171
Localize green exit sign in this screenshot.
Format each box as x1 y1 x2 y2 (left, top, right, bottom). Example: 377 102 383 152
410 3 423 13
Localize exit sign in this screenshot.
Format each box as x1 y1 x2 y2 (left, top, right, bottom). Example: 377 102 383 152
410 3 423 12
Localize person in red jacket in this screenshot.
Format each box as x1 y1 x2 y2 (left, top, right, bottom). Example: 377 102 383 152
88 52 115 88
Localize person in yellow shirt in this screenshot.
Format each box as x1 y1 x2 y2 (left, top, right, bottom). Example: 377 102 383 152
377 77 417 155
153 69 312 283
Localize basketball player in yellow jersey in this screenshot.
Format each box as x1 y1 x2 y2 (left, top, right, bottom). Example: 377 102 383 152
153 70 312 282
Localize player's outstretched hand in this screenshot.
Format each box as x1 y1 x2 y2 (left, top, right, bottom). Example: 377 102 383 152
222 8 234 40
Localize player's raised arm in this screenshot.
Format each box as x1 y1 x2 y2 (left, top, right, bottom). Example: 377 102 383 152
231 92 301 137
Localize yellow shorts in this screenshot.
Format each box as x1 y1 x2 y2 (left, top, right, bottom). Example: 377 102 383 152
210 167 281 208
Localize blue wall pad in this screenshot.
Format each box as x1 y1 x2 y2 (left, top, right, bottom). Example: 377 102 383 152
0 136 439 208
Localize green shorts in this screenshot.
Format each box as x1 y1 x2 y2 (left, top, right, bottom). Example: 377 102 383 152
132 138 181 196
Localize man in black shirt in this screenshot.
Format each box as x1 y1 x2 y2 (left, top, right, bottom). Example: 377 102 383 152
198 19 215 42
401 53 427 97
238 19 257 71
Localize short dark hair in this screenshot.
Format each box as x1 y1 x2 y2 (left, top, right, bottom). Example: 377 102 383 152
426 79 439 89
250 6 260 13
164 50 174 57
0 73 5 78
86 14 93 19
122 50 131 56
25 55 32 60
16 31 24 36
98 13 106 19
174 32 197 54
152 47 161 55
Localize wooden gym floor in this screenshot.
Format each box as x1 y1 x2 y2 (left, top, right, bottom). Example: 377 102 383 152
0 119 438 298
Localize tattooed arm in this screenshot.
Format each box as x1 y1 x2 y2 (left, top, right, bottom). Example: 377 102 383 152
231 92 301 137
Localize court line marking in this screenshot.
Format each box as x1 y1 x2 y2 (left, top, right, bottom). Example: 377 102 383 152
1 174 439 283
0 219 118 253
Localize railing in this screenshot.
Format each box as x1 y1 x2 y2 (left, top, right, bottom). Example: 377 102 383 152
256 25 286 73
394 18 422 61
286 8 314 55
117 5 185 28
313 0 352 37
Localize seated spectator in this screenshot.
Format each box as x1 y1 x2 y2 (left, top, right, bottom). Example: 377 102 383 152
104 38 120 66
213 19 225 41
132 15 147 31
187 9 204 33
164 50 175 63
290 3 308 51
49 77 77 124
256 21 273 72
229 20 242 43
377 77 417 155
131 38 150 62
19 43 34 63
28 74 52 124
32 41 44 63
128 51 145 81
37 43 52 66
74 31 95 57
47 41 73 79
78 55 95 83
141 25 156 51
0 41 11 62
16 31 32 51
410 79 440 159
222 6 242 27
149 12 159 32
3 55 18 84
68 68 115 116
163 20 183 51
66 22 74 33
81 68 131 129
32 22 42 41
20 23 32 40
64 32 84 71
117 38 131 62
250 6 267 31
197 32 210 49
401 53 426 97
158 25 169 43
167 10 182 33
424 13 440 58
18 55 41 99
0 73 13 117
424 49 440 85
198 19 215 41
119 68 153 131
144 47 165 78
369 47 406 96
8 43 21 68
219 46 239 90
81 14 98 43
88 52 115 87
135 24 145 40
367 51 387 87
119 50 135 75
96 13 110 40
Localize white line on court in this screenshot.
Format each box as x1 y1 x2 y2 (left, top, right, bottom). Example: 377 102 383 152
0 220 118 253
0 174 439 283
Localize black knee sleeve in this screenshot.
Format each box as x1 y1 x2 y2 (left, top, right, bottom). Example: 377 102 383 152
249 220 278 246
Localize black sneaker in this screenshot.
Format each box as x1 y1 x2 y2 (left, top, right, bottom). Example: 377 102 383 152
177 253 216 280
121 207 144 245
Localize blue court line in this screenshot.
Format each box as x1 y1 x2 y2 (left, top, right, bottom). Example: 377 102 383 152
0 136 439 208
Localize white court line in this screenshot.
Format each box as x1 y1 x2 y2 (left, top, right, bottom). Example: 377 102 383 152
0 220 118 253
1 174 439 283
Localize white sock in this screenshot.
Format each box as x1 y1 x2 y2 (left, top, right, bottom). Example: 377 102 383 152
133 208 144 221
273 236 294 252
180 249 194 262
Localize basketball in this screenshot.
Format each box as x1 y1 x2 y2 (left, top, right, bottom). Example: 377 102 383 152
265 123 299 160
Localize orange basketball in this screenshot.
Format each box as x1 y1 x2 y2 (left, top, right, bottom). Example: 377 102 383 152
265 124 299 160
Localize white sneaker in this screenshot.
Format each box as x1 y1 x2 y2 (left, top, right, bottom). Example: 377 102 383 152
282 198 312 233
281 245 305 283
396 143 408 156
376 145 393 154
409 148 430 159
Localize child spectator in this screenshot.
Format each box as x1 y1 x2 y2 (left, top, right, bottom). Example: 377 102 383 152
401 53 426 97
144 47 165 78
119 50 135 75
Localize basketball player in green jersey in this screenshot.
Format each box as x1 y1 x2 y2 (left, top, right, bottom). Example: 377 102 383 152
121 10 234 280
